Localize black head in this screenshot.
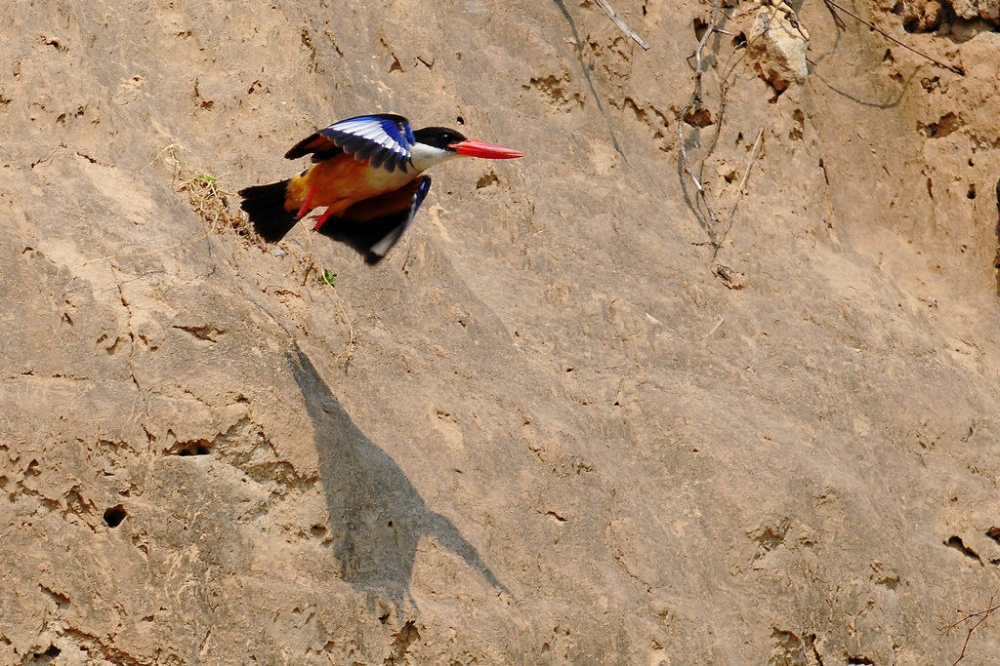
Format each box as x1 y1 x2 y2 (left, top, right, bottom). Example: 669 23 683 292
413 127 467 151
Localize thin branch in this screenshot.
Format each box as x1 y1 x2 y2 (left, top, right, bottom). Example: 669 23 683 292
704 314 725 338
325 282 357 370
945 590 1000 666
823 0 964 75
71 232 211 269
712 127 764 261
678 0 724 250
595 0 650 49
678 128 721 247
690 0 721 106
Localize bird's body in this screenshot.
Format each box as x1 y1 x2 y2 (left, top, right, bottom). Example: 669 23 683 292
239 114 523 264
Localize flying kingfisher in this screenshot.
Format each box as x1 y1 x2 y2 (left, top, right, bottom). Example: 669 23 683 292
238 114 524 264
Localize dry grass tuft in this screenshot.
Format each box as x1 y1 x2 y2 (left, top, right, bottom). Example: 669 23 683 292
179 173 256 240
150 142 264 248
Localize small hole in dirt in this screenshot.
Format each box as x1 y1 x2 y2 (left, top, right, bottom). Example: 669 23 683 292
310 524 326 537
45 645 61 657
967 184 976 199
476 171 499 189
456 116 465 125
103 504 126 528
173 440 212 456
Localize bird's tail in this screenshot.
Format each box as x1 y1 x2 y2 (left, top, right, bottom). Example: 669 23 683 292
238 180 298 242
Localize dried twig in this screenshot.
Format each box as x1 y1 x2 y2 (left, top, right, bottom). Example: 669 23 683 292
595 0 650 49
141 142 181 177
704 314 725 338
712 127 764 262
181 174 244 234
945 590 1000 666
678 0 724 250
71 232 211 270
822 0 964 75
318 270 357 369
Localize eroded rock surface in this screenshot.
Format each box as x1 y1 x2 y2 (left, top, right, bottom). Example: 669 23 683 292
2 1 1000 663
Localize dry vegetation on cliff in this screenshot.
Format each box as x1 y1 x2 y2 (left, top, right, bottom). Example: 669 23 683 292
3 1 1000 663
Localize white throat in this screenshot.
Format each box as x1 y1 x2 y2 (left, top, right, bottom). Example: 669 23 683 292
410 143 459 172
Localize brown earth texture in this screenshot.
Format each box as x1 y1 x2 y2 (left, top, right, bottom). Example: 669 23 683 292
4 0 1000 663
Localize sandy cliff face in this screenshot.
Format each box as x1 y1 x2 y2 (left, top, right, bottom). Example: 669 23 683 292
3 1 1000 663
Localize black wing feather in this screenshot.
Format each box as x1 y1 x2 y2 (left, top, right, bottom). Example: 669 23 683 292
316 176 432 264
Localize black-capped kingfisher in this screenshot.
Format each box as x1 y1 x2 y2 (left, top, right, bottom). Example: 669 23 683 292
238 113 524 264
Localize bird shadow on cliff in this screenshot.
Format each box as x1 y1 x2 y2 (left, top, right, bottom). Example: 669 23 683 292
285 344 506 616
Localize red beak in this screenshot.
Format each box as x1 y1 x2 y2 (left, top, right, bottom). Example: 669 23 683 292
450 139 525 160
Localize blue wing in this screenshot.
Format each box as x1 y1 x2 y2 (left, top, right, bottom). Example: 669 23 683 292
284 114 415 173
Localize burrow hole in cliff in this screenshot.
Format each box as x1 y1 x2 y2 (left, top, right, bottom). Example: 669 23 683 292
103 504 126 528
168 439 213 456
920 112 961 139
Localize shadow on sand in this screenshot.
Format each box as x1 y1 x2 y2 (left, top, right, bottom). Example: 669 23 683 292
285 344 506 613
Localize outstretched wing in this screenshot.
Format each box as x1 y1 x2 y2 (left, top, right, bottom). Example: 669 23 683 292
317 176 432 264
284 114 416 173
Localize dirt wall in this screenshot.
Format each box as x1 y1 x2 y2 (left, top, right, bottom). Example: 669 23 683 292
3 1 1000 663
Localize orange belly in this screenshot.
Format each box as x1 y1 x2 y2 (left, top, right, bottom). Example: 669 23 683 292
285 156 418 217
